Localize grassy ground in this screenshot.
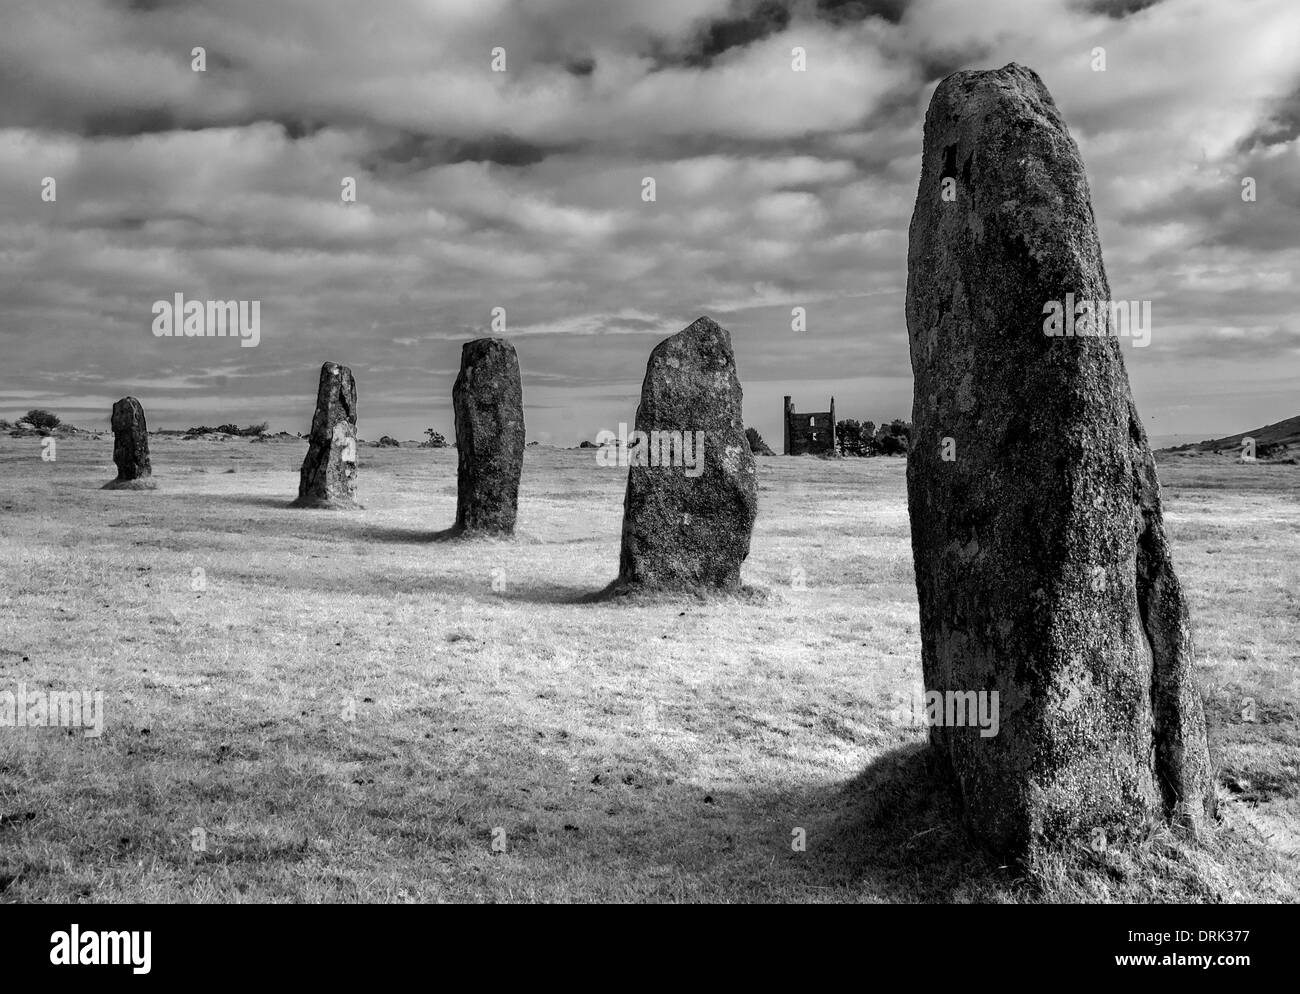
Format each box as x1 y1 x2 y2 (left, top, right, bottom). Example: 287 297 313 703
0 436 1295 902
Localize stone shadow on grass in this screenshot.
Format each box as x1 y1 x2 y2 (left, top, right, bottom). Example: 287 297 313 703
501 580 775 606
495 585 603 606
202 494 313 511
357 524 512 544
679 743 1014 902
790 743 1010 900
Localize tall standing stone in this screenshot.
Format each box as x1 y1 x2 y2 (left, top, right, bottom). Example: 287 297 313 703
102 396 155 490
452 338 525 535
293 362 358 509
905 63 1213 857
612 316 757 592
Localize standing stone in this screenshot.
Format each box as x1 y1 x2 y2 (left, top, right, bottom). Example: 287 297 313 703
905 64 1213 857
102 396 155 490
452 338 524 535
292 362 358 509
612 316 757 592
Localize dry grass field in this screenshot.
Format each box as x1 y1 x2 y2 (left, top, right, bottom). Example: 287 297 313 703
0 435 1296 902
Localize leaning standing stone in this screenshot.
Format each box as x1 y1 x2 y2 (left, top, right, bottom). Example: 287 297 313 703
292 362 358 509
612 316 757 593
452 338 525 535
102 396 155 490
905 63 1213 858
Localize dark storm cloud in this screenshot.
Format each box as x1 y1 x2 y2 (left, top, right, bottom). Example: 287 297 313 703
1237 85 1300 151
652 0 792 68
122 0 192 10
816 0 909 25
80 107 179 137
364 132 553 174
74 108 323 141
694 0 792 62
1079 0 1165 18
72 210 208 233
276 117 329 141
915 44 994 83
564 56 597 77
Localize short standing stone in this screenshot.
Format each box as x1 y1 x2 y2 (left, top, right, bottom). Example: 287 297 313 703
452 338 525 535
292 362 358 508
102 397 155 490
613 316 757 592
904 63 1213 857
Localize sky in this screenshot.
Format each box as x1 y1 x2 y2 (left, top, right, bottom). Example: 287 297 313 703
1 0 1297 447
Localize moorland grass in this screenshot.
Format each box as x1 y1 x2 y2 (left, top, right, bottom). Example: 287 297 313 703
0 438 1295 902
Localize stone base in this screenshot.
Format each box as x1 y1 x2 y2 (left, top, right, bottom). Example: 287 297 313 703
289 495 362 510
101 477 157 490
432 523 516 542
590 579 769 604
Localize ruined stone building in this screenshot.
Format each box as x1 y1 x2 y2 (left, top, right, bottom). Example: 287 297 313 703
783 395 837 455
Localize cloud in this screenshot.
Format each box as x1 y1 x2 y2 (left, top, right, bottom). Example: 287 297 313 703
2 0 1297 444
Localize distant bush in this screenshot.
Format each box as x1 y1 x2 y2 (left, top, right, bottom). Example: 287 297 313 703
878 433 908 455
422 429 448 448
0 419 11 431
1257 441 1284 460
186 422 267 437
874 419 911 456
19 409 60 431
836 419 874 456
823 417 912 456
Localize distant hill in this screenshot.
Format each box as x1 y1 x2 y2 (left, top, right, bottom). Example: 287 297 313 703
1160 415 1300 462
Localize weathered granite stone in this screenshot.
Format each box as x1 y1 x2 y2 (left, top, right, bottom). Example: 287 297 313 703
102 397 155 490
452 338 525 535
292 362 358 508
612 316 757 592
905 63 1214 857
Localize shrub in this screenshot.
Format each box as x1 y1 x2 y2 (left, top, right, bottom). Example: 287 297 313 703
422 429 448 448
867 418 911 456
878 433 908 456
186 422 267 437
836 419 876 456
19 409 60 431
881 418 912 441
